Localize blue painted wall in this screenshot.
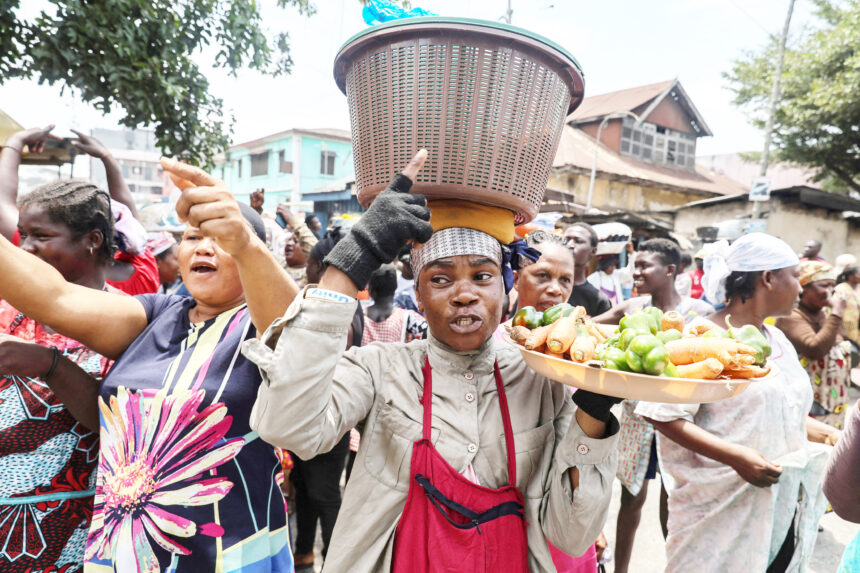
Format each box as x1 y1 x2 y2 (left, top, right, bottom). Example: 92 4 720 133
211 133 354 210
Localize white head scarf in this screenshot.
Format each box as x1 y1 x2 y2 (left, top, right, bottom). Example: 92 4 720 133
702 233 799 304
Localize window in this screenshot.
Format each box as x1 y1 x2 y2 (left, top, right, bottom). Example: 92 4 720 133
320 150 336 176
251 151 269 177
619 117 696 170
237 159 243 178
279 150 293 174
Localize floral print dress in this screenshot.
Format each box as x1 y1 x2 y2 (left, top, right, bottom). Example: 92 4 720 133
84 295 291 573
0 299 107 573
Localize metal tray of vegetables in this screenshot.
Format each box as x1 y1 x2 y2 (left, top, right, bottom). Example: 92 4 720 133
505 304 777 404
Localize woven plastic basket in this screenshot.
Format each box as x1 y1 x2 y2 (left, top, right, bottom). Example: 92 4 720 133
334 17 584 224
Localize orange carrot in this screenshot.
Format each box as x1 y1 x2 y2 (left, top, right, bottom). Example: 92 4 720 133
661 311 684 332
665 338 741 366
509 325 530 345
675 358 724 379
525 325 554 351
547 316 578 354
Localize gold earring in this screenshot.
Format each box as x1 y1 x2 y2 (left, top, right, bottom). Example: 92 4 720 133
88 246 94 256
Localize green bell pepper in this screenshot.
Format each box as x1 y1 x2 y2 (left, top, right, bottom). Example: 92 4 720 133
657 329 683 344
619 312 658 336
541 303 574 326
512 306 543 329
604 333 622 349
625 334 669 376
726 318 771 366
661 362 680 378
619 328 641 350
600 347 630 371
644 306 664 327
703 328 731 339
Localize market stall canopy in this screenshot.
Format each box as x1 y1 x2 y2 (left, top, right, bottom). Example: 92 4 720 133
0 108 75 166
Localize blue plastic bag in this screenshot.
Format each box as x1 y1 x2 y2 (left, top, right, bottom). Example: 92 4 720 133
362 0 435 25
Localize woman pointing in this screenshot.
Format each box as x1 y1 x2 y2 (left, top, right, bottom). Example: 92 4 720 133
246 150 620 572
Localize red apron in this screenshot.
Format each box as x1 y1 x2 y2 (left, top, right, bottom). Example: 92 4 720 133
391 358 529 573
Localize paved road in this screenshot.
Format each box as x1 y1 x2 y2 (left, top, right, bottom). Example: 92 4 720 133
602 474 858 573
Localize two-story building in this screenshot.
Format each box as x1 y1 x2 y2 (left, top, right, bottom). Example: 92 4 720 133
212 128 354 220
547 80 746 217
89 128 167 201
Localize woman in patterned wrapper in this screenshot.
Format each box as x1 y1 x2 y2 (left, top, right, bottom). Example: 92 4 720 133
0 176 119 573
0 160 299 572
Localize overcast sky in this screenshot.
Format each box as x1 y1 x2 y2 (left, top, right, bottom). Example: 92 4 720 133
2 0 817 171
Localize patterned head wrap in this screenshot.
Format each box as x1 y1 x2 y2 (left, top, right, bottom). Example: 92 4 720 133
702 233 799 304
410 200 541 293
411 227 502 279
410 227 541 293
799 260 836 287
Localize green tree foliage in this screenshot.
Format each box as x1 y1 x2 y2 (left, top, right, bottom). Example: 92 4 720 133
0 0 315 165
725 0 860 192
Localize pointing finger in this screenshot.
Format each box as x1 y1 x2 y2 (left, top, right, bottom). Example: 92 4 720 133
400 149 427 183
168 171 195 191
161 157 221 187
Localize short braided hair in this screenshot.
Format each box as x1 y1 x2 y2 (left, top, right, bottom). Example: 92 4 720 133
18 180 115 265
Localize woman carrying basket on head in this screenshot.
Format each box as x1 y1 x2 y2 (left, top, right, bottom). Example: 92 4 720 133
245 150 621 572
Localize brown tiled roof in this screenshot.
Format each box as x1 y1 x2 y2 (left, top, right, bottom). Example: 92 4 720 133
552 126 747 197
568 80 675 124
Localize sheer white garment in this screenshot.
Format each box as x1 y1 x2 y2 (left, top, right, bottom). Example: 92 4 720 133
636 325 830 572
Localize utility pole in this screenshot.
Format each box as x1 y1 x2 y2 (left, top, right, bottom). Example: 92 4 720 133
504 0 512 24
753 0 796 218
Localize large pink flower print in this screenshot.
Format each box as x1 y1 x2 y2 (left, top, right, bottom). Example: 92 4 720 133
85 388 245 572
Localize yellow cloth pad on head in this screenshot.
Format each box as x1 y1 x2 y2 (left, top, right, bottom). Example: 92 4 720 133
426 200 515 245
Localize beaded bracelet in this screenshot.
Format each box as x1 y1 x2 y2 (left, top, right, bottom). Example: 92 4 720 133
1 145 22 155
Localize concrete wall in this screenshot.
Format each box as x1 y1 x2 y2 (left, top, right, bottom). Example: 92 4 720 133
211 133 354 210
673 197 860 261
673 200 753 238
768 201 848 261
548 170 709 213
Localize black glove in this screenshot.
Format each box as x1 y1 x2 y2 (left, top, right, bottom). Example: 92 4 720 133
324 174 433 289
572 390 623 424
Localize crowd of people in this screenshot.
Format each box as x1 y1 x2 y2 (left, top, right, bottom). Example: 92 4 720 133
0 125 856 573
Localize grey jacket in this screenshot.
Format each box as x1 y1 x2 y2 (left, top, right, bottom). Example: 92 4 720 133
243 288 619 572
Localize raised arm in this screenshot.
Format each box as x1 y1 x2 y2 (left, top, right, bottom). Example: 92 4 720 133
71 129 137 218
0 125 54 239
162 158 298 334
277 205 318 257
0 233 148 358
775 310 843 360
